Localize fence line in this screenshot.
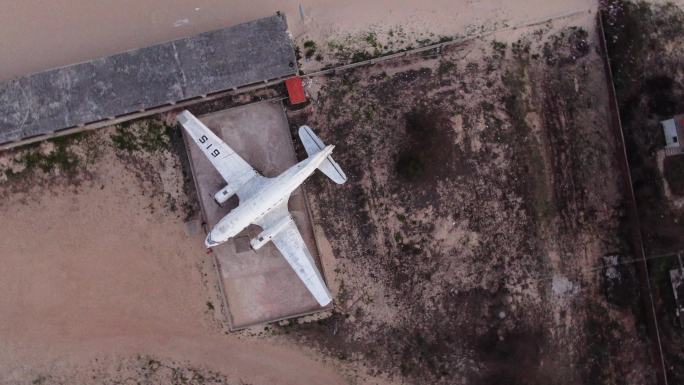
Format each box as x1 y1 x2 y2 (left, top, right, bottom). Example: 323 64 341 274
303 8 592 78
596 11 669 385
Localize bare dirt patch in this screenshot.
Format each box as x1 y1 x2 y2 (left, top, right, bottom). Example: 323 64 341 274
0 117 347 385
281 15 655 385
601 0 684 382
664 154 684 197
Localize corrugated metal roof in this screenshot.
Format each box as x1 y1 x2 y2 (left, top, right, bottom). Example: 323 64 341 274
285 76 307 105
662 119 679 147
661 114 684 148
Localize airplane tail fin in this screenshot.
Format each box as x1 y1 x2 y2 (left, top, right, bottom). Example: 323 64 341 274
298 125 347 184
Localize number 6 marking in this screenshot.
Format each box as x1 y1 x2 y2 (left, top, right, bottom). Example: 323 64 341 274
211 149 220 157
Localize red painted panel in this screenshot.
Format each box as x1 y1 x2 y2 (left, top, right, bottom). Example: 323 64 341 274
285 76 307 104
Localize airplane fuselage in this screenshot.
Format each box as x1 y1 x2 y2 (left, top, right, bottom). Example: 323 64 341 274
206 145 334 246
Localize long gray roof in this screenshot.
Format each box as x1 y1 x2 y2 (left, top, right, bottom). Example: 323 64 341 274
0 14 297 145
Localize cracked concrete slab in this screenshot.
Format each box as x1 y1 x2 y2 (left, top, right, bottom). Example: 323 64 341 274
184 101 330 330
0 14 296 145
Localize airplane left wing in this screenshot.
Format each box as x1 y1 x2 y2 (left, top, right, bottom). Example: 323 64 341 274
177 110 259 191
255 203 333 307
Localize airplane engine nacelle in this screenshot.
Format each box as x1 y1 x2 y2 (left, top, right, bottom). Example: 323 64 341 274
214 185 236 205
250 216 294 250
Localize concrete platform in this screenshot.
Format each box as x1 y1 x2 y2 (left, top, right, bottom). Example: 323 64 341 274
184 101 329 329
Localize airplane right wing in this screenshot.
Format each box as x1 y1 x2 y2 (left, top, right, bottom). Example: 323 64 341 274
177 110 259 191
255 203 333 307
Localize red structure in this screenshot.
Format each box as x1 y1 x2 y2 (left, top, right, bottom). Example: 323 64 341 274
285 76 307 105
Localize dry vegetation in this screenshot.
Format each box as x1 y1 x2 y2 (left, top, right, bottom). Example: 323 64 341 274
283 18 655 385
28 356 248 385
602 0 684 382
4 5 682 384
0 117 196 220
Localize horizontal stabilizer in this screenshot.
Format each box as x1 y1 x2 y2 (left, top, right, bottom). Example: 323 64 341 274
298 125 325 156
298 125 347 184
319 156 347 184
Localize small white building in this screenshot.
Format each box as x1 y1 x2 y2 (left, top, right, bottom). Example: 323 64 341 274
662 115 684 155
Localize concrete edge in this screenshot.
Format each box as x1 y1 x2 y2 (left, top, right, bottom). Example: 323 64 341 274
180 120 235 332
0 75 292 152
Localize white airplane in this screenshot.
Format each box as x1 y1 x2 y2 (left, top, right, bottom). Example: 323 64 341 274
177 110 346 307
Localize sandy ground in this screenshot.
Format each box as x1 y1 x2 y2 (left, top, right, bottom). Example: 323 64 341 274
0 127 346 384
1 1 676 384
0 0 598 81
